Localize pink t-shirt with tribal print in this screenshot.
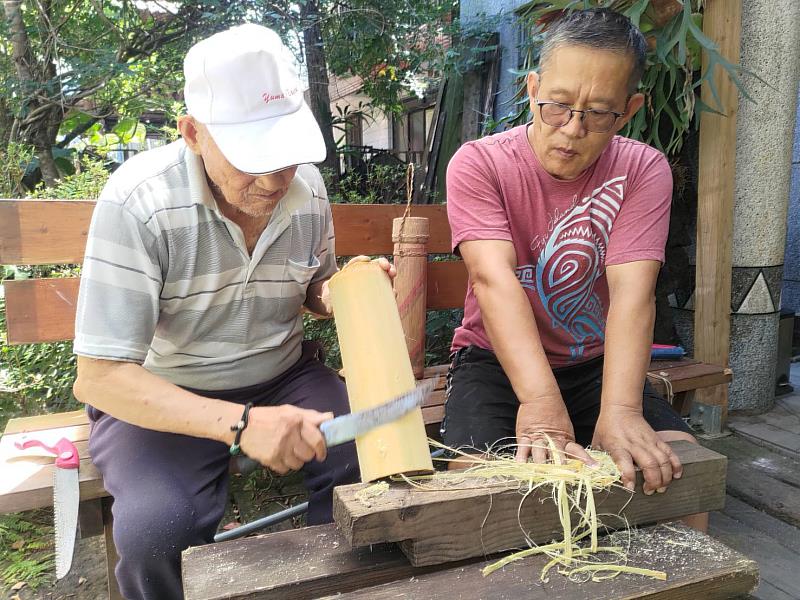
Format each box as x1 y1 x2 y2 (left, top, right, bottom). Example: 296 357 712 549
446 124 672 367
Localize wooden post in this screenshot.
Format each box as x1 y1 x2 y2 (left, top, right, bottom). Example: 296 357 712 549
393 217 429 379
102 497 124 600
328 262 434 481
693 0 742 433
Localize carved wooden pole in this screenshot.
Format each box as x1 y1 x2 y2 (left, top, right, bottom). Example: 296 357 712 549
392 216 430 379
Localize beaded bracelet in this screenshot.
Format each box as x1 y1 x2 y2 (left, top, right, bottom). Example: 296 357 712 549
229 402 253 456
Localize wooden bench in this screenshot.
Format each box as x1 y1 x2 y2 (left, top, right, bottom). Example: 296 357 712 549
0 199 733 594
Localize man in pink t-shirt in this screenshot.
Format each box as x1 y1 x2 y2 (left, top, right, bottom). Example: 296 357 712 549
444 9 701 516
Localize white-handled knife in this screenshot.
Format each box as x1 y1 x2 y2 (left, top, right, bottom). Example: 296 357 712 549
320 377 437 447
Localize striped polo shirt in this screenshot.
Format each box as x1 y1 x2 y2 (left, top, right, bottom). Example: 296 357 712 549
74 139 337 390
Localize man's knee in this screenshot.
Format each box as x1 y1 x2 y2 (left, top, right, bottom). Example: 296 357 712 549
112 493 200 563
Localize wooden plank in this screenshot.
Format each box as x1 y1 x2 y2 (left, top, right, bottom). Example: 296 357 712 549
710 510 800 600
727 395 800 457
0 423 104 513
181 523 464 600
182 522 756 600
334 441 726 566
0 456 106 513
426 259 467 310
693 0 742 425
0 199 94 264
78 497 105 538
0 200 454 264
702 435 800 527
331 524 757 600
720 494 800 557
2 260 466 345
4 277 80 344
647 364 733 395
3 409 88 435
103 497 124 600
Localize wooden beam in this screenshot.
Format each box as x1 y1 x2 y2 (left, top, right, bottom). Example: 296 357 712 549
335 524 758 600
0 200 455 264
181 524 461 600
181 523 758 600
334 441 726 566
693 0 743 428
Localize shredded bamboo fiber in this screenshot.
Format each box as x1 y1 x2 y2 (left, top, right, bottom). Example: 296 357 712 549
395 438 667 584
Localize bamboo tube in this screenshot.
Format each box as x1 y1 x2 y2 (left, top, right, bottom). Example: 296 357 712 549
328 261 434 482
392 216 429 379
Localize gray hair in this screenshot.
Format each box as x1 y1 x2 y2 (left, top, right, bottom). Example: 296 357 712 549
539 8 647 94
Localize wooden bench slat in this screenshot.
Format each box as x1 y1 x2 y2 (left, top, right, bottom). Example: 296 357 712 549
4 260 469 344
0 454 104 513
4 278 80 344
0 199 94 265
0 417 101 513
333 204 452 255
0 200 455 265
426 260 468 310
2 409 88 434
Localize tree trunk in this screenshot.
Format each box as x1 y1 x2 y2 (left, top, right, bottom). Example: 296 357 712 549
5 0 60 186
300 0 339 180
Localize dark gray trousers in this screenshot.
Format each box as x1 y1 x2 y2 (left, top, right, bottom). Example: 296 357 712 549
87 342 359 600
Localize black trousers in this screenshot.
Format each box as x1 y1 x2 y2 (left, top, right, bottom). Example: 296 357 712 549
441 344 692 451
87 342 359 600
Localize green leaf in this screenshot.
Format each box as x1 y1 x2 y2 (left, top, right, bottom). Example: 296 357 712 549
113 117 140 143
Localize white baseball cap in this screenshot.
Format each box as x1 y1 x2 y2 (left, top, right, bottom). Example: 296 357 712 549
183 24 326 174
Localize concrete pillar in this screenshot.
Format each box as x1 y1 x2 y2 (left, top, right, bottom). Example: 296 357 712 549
671 1 800 413
781 84 800 312
726 0 800 411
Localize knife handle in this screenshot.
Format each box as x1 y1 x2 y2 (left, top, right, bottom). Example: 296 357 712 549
15 437 79 469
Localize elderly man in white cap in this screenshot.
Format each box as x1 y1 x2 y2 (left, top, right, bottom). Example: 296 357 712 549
72 24 389 599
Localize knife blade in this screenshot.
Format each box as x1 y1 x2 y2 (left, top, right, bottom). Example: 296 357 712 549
15 437 80 579
320 377 437 447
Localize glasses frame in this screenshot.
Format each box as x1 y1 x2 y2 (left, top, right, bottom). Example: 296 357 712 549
535 100 625 133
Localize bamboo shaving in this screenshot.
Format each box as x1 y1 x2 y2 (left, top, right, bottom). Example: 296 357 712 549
396 438 667 584
354 481 390 507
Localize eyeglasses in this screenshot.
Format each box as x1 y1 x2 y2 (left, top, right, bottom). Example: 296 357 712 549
535 101 624 133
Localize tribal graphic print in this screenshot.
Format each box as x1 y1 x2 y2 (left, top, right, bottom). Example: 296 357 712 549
517 176 626 360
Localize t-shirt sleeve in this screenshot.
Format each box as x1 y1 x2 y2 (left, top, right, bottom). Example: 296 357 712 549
307 168 337 284
446 142 513 253
605 152 673 266
312 200 337 284
74 191 164 363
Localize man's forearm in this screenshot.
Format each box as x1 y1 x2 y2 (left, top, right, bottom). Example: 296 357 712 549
73 357 240 445
472 271 560 403
601 296 655 410
304 279 332 318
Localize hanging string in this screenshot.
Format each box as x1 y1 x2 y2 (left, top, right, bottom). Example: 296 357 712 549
395 162 426 257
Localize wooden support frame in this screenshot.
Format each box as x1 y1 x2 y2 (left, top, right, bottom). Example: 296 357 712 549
181 522 758 600
693 0 743 433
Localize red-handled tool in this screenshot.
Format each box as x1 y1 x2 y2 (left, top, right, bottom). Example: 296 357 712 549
15 437 80 579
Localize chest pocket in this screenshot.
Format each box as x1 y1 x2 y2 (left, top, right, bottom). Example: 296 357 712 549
274 212 323 317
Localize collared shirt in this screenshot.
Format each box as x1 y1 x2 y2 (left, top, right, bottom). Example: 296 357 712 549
74 139 336 390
